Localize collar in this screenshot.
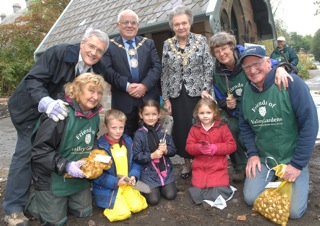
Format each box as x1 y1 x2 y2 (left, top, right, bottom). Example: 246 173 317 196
201 122 215 131
77 53 91 74
248 67 276 92
121 37 136 47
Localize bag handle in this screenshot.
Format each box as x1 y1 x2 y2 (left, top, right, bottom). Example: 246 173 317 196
265 156 279 181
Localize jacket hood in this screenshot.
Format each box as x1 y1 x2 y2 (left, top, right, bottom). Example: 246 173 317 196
65 96 103 118
193 118 229 128
274 45 289 54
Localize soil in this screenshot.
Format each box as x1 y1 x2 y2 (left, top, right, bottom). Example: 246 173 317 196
1 100 320 226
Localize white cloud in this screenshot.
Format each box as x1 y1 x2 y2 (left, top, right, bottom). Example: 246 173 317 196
0 0 26 15
275 0 320 36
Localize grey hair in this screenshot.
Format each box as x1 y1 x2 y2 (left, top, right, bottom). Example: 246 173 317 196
168 5 193 29
82 27 110 53
117 9 139 23
208 32 236 55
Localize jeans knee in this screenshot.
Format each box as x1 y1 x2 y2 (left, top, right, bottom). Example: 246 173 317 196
243 193 255 206
289 207 306 220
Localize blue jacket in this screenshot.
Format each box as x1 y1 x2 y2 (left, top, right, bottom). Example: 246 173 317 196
133 123 176 188
239 68 318 170
92 134 141 209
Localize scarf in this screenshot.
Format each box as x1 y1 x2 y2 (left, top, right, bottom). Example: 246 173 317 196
144 123 166 174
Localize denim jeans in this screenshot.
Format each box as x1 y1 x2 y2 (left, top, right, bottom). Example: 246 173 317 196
243 163 309 219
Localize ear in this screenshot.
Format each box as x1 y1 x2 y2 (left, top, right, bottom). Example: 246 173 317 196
116 22 121 31
80 40 85 50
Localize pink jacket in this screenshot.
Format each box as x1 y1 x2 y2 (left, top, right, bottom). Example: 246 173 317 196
186 120 236 188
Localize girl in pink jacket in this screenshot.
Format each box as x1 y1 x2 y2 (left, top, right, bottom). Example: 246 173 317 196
186 98 237 208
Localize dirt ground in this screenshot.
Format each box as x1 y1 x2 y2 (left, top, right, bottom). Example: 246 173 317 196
0 149 320 226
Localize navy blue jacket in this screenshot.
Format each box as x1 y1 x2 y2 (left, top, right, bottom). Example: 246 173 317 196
8 44 107 125
239 68 318 170
92 134 141 209
103 36 162 114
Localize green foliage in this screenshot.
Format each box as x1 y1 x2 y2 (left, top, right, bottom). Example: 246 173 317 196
312 29 320 61
0 0 70 96
297 53 316 79
290 32 311 52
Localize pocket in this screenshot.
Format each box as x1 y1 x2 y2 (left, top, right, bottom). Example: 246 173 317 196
8 83 39 124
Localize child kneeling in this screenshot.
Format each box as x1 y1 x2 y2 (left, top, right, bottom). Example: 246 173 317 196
93 109 147 222
186 98 237 208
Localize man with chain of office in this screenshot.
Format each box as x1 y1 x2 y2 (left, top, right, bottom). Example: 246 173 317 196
104 9 162 137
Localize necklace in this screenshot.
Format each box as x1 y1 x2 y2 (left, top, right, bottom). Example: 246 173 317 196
168 35 200 66
111 38 147 68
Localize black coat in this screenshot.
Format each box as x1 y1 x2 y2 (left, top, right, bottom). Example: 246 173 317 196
103 36 162 114
8 44 107 125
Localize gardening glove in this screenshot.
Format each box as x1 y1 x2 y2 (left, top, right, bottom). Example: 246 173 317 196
38 96 69 122
66 160 87 178
199 144 217 155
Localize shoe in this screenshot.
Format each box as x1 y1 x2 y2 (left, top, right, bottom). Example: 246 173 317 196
181 171 191 179
181 166 191 179
231 169 245 183
4 212 30 226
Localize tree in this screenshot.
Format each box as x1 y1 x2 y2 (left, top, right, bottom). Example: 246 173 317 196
312 29 320 61
315 1 320 15
0 0 70 96
289 32 312 53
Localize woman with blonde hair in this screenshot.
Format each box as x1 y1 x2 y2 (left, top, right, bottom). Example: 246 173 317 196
25 73 105 225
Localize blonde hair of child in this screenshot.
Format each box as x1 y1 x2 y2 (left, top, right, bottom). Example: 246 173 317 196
104 109 127 125
64 73 105 103
193 98 220 122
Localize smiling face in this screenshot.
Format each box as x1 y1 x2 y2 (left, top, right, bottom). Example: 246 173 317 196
80 35 107 66
139 106 160 127
172 14 191 40
117 12 139 40
242 56 271 90
213 44 235 68
105 118 125 142
78 83 103 112
277 40 285 50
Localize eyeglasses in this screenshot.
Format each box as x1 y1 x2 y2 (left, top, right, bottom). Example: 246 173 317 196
242 58 267 72
213 46 231 55
120 20 138 26
86 43 104 56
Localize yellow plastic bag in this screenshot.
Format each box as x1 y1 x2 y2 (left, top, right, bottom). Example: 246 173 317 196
253 164 292 226
65 149 113 179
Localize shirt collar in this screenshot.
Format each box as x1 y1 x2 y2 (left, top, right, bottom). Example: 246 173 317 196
77 53 91 74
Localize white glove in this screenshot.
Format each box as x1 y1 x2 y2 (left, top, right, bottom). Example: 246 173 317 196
38 96 69 122
66 160 87 178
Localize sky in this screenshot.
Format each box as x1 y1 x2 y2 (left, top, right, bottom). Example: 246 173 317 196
274 0 320 36
0 0 319 36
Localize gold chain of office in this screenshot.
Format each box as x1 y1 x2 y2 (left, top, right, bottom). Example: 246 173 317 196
111 38 147 68
168 35 201 66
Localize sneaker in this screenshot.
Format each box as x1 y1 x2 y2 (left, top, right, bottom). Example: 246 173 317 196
4 212 30 226
231 170 245 183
